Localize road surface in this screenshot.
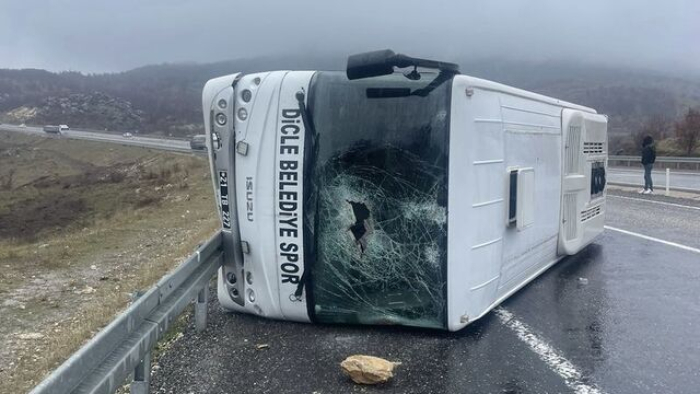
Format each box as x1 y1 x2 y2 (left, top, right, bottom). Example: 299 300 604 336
149 189 700 394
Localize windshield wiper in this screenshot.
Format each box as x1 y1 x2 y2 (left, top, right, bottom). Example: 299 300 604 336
294 88 319 301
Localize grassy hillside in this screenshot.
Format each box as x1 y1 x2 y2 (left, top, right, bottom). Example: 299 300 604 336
0 131 218 393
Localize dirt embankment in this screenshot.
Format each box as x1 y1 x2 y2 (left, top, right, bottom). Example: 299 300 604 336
0 130 219 394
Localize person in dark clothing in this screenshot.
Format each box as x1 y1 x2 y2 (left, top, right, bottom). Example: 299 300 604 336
640 135 656 194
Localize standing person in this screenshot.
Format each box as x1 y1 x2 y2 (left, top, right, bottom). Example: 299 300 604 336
640 135 656 194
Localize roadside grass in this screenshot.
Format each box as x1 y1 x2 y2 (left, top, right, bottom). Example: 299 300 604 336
0 131 219 394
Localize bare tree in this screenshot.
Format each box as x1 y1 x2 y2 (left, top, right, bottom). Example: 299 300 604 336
675 108 700 156
633 115 669 149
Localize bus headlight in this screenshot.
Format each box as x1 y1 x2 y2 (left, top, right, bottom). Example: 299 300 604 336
237 108 248 121
216 113 227 126
241 89 252 103
247 289 256 303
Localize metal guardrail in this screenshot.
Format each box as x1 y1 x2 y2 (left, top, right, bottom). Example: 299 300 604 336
609 155 700 170
30 232 224 394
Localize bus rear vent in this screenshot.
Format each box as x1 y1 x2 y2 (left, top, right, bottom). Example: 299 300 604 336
565 126 582 174
563 193 578 240
583 141 604 154
581 205 602 222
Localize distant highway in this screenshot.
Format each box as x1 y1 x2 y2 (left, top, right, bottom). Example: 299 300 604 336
0 123 192 153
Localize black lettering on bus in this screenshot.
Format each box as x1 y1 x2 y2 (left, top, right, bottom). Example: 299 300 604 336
280 160 298 170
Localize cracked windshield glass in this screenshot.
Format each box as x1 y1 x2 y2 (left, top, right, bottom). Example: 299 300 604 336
306 71 451 329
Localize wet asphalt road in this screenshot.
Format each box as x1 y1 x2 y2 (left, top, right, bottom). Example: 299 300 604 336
150 190 700 394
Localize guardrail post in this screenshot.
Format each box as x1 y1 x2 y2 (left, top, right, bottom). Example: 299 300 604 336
130 351 151 394
666 168 670 196
195 283 209 332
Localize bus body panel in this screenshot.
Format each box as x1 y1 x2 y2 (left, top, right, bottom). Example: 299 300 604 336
230 71 285 320
206 71 314 322
559 109 608 255
202 72 246 312
446 76 606 331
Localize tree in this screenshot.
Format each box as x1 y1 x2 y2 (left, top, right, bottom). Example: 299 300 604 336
633 115 669 149
675 108 700 156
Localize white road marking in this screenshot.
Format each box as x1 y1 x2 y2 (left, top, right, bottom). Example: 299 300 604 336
495 308 605 394
604 226 700 254
607 195 700 211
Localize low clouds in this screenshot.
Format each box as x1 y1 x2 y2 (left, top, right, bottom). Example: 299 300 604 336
0 0 698 74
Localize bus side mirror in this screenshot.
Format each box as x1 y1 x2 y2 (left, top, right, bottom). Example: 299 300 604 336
347 49 397 80
346 49 460 80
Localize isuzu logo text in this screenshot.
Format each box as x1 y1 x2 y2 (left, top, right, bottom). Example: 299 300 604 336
246 176 254 222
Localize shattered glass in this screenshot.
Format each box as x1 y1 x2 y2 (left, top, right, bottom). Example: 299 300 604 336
305 72 451 329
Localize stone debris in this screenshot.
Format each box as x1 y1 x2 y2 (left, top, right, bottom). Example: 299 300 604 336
76 286 96 294
340 355 399 385
17 333 44 340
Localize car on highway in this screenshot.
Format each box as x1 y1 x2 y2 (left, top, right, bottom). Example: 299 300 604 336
19 123 26 128
43 125 61 134
189 134 207 150
122 132 133 138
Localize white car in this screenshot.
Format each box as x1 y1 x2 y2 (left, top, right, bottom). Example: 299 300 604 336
122 132 133 138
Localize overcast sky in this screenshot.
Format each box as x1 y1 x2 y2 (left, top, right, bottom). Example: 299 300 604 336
0 0 698 75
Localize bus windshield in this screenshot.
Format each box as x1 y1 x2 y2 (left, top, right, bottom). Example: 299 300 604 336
304 71 451 329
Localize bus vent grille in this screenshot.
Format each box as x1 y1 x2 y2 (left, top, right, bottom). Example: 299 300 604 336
565 126 582 174
563 193 578 240
581 205 602 222
583 141 604 154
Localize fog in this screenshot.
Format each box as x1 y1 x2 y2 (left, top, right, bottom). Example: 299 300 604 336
0 0 698 74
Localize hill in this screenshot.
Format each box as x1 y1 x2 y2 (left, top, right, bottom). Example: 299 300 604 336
1 54 700 150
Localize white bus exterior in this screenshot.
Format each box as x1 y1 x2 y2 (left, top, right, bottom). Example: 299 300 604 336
202 51 607 331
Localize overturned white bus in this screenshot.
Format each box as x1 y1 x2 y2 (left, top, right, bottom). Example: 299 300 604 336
202 50 607 331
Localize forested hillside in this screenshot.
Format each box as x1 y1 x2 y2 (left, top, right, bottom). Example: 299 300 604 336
2 54 699 151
